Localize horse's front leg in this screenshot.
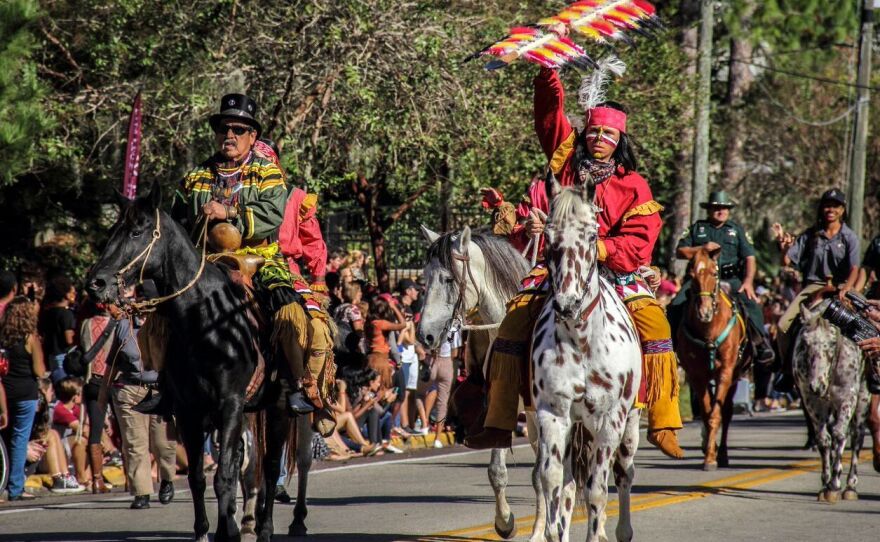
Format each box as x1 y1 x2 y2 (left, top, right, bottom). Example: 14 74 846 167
705 366 734 470
214 400 245 542
536 398 574 542
614 408 640 542
256 407 287 542
843 413 864 501
814 421 833 500
525 411 546 542
718 381 737 468
179 414 210 541
489 448 516 539
289 414 313 537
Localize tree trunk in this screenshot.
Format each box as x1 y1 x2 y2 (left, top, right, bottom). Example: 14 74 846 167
666 0 700 274
721 0 756 192
352 172 438 293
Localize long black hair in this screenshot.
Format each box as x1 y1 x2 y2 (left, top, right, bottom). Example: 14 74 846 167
569 100 638 177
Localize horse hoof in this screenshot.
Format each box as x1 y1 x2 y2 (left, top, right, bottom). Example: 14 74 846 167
702 462 718 471
241 525 256 537
288 523 308 537
194 537 209 542
717 456 729 468
842 489 858 501
494 512 516 540
824 490 841 504
817 490 827 502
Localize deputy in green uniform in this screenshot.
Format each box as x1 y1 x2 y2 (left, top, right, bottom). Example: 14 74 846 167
668 191 775 364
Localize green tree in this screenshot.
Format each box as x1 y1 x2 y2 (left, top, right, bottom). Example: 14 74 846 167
0 0 52 186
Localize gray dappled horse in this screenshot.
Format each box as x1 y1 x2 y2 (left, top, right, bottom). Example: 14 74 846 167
418 225 535 540
794 299 870 503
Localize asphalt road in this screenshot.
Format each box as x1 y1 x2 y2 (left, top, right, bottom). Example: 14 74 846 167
2 410 878 542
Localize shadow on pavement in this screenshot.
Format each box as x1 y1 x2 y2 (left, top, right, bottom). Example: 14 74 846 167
0 532 191 542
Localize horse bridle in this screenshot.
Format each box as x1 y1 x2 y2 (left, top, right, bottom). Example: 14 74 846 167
114 209 208 313
695 264 721 319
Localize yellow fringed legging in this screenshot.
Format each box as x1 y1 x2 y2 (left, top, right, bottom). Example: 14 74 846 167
140 302 336 403
273 303 336 402
484 290 682 433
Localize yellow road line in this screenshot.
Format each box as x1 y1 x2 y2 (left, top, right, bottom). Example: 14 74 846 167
425 452 870 541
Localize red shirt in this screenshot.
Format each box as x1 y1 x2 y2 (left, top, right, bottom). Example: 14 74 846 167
522 67 662 275
278 188 328 282
53 402 81 427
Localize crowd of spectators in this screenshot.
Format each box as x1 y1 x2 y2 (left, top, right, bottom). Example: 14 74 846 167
0 248 471 506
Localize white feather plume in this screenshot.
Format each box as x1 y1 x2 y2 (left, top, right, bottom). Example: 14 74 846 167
577 56 627 112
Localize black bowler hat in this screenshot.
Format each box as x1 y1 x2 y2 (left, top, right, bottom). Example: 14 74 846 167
209 93 262 135
820 188 846 206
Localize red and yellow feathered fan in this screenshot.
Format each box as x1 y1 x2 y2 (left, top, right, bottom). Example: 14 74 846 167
467 0 660 71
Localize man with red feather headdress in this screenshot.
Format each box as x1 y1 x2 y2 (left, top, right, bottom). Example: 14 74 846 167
466 25 684 459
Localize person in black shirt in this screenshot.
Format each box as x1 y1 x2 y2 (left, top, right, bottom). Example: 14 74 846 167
38 275 77 383
1 296 47 500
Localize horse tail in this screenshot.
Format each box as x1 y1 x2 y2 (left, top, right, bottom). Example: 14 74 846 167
570 422 591 505
285 416 299 479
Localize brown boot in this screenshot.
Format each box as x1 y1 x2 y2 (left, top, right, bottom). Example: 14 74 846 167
647 429 685 459
463 427 512 450
88 444 110 494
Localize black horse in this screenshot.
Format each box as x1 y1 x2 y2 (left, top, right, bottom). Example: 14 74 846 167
87 182 312 541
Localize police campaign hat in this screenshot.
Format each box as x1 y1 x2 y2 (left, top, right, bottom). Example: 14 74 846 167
699 190 737 209
209 93 262 135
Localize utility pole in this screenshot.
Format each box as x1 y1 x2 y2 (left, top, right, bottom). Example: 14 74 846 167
691 0 714 222
848 0 876 240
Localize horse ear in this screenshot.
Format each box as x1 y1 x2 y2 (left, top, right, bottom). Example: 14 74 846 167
547 170 563 199
113 189 130 208
708 246 722 261
149 181 162 208
459 226 472 256
678 247 699 261
420 224 440 244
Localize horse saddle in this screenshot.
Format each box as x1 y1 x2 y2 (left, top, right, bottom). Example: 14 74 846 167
210 253 266 283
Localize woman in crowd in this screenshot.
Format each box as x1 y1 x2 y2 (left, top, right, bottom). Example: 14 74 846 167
38 275 77 383
334 281 366 355
77 301 122 494
365 296 407 389
424 330 461 449
1 296 47 500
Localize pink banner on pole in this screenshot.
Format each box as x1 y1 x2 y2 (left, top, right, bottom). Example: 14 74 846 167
122 92 142 200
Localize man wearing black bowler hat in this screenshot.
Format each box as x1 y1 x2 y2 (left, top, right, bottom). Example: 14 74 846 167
160 94 326 419
173 93 287 242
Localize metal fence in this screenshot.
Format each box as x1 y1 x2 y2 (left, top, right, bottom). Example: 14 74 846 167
321 205 484 285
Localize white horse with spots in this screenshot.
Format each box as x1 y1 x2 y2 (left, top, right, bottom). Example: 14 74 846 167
794 298 870 503
418 225 537 539
531 179 642 542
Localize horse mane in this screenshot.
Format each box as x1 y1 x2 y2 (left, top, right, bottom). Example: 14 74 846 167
549 186 595 227
427 228 529 301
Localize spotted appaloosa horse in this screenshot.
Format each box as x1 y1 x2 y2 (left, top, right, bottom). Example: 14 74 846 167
418 225 535 540
676 246 748 470
531 178 642 542
794 298 869 503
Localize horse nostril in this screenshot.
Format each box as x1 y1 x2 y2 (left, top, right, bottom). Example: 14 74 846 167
89 278 106 293
425 334 434 344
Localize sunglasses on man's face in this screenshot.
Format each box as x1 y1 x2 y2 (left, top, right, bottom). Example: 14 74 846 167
214 124 253 136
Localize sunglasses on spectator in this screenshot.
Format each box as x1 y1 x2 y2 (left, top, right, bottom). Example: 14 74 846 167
214 124 254 136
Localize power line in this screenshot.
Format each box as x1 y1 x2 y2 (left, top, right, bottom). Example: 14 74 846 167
731 58 880 92
757 78 856 126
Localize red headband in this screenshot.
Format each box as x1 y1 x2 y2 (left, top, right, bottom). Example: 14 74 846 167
587 106 627 133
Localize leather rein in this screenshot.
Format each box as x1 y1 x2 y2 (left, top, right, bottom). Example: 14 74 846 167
683 264 744 370
115 209 209 314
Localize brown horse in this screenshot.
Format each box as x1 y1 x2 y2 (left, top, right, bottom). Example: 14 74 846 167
677 246 749 470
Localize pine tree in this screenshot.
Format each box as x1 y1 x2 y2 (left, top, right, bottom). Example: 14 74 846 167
0 0 53 186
